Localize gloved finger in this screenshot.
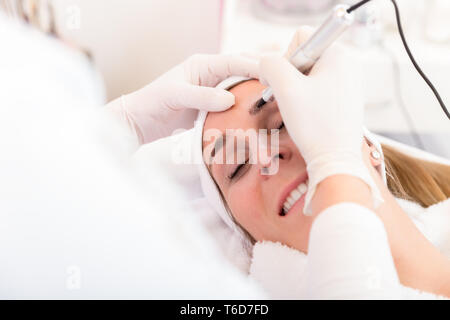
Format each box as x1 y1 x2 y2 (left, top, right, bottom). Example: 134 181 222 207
163 83 235 112
215 55 260 79
284 25 316 59
187 54 259 87
259 55 309 101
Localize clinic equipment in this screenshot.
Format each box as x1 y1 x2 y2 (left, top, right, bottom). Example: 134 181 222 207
256 0 450 121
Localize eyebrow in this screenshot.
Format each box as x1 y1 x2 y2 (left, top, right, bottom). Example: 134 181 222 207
248 97 271 115
207 133 226 171
208 96 276 161
210 133 226 159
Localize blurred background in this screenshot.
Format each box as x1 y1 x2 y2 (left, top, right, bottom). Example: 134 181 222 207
2 0 450 156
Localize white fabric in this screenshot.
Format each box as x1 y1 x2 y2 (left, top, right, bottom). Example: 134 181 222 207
250 198 450 299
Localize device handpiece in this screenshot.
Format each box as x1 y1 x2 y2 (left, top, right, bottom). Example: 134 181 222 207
260 4 355 103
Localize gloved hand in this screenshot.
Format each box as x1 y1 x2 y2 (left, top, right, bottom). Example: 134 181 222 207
260 27 383 215
107 54 259 144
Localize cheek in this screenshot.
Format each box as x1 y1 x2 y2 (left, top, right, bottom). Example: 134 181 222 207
226 180 264 235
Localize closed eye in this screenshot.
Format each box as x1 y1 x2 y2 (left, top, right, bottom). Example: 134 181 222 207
228 158 249 180
226 121 284 181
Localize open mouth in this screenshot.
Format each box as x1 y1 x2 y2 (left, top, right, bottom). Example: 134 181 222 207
278 173 309 217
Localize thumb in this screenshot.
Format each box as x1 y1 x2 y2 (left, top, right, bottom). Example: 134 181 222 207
164 83 235 112
259 55 308 99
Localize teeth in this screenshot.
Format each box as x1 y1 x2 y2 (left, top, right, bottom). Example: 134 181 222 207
298 183 307 194
287 195 295 206
291 189 301 199
281 180 309 216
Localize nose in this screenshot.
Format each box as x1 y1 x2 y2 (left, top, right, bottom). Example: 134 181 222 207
259 146 291 177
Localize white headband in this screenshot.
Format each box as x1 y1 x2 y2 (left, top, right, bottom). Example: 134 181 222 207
193 76 387 243
193 77 251 246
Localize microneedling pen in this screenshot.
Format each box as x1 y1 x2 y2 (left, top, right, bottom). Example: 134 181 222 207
256 4 355 108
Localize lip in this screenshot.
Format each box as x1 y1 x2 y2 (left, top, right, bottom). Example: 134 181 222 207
277 171 308 217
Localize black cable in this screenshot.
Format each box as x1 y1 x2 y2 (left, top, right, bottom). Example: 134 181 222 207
390 0 450 120
379 40 426 150
347 0 372 13
348 0 450 121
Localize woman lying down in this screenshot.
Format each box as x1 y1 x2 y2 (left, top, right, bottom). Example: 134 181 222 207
109 25 450 298
193 33 450 298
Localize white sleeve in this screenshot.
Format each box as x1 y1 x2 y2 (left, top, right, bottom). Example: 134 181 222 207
303 203 402 299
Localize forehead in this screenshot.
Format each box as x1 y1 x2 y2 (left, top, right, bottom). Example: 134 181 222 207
203 80 266 143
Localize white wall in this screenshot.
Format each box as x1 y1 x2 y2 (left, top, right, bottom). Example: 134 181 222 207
52 0 222 101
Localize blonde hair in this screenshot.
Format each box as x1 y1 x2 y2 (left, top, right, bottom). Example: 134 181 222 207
382 144 450 208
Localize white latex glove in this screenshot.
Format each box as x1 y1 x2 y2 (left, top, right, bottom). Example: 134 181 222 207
107 54 259 144
260 28 384 215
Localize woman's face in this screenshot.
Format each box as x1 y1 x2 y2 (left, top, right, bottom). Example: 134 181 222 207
203 80 376 253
